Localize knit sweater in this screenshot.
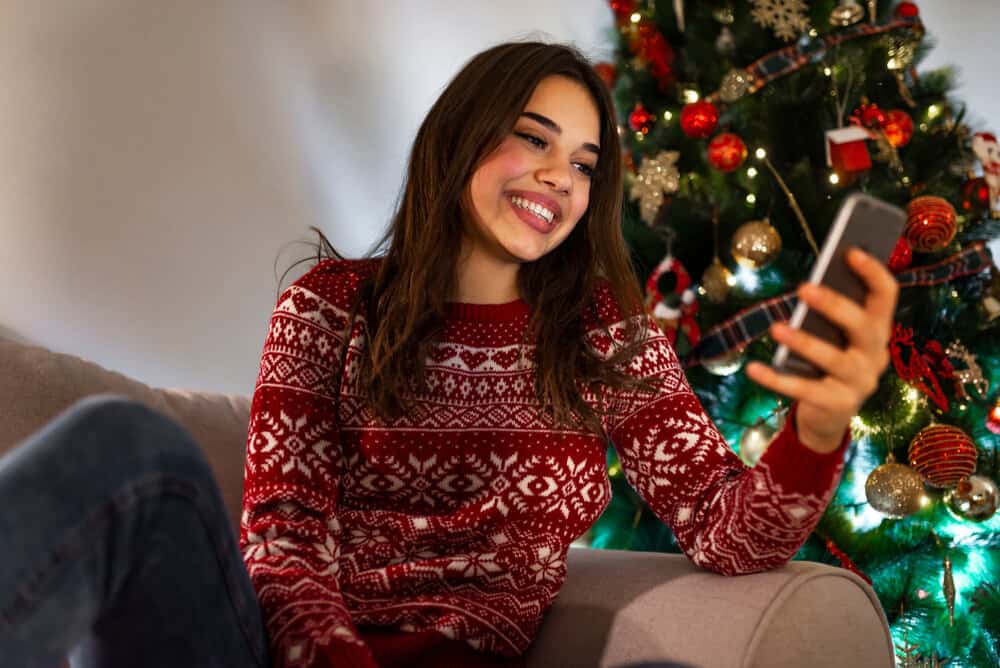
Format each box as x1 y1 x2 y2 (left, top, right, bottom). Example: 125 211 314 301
239 257 849 668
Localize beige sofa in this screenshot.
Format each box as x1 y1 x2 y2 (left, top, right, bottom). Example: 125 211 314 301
0 336 895 667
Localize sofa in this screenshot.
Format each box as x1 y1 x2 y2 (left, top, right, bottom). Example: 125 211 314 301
0 336 896 667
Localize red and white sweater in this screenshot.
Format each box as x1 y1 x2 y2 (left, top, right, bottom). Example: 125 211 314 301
239 258 849 668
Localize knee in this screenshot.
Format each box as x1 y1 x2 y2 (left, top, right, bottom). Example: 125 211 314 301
45 394 214 485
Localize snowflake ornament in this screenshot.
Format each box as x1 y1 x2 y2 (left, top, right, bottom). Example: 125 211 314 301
629 150 681 226
750 0 812 41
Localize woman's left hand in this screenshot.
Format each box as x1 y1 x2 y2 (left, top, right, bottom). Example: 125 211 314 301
746 248 900 453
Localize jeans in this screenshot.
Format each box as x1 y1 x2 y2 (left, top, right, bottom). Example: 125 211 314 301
0 395 271 668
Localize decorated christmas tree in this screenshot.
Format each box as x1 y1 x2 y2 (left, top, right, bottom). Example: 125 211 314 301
586 1 1000 665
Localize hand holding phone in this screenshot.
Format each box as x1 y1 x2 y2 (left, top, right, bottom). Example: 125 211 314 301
772 192 906 378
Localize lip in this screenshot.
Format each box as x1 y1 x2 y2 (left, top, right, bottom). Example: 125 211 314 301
507 190 563 222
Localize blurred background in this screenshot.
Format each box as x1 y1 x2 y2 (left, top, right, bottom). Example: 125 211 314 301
1 0 997 395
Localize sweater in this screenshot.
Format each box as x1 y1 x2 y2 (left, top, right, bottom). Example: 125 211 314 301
239 257 850 668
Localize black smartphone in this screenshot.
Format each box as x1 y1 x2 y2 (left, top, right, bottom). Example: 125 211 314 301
772 192 906 378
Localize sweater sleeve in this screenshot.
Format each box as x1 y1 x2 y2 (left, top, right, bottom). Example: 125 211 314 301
240 260 379 668
597 312 849 576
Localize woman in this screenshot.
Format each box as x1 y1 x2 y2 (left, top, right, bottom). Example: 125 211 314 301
0 41 897 667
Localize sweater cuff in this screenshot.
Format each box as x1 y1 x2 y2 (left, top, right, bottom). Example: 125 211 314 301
756 402 850 496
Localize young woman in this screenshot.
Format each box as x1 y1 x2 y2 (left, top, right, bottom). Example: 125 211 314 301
0 41 897 668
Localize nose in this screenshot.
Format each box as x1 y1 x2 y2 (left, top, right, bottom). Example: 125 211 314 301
536 159 571 194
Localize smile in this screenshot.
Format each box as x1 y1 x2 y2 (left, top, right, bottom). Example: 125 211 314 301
509 195 556 225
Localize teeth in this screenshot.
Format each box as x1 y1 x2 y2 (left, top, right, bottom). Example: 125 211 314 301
511 196 555 224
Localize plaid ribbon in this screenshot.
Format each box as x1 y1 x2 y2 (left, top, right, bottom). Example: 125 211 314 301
709 16 923 103
684 242 993 367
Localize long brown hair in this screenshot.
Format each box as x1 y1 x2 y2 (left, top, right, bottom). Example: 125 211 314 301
280 41 653 440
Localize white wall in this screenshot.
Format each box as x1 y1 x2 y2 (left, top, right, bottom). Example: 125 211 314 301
1 1 996 395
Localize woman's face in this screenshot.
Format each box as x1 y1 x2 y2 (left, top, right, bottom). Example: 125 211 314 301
465 75 601 265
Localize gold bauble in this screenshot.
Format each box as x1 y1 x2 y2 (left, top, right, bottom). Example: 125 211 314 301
739 418 778 466
731 220 782 269
945 475 999 522
700 259 732 303
865 456 925 518
829 0 865 26
701 348 745 376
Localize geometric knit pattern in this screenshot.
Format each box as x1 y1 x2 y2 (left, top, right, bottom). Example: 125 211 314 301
240 258 849 668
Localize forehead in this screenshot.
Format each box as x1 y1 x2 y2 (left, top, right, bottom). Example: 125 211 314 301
522 75 601 145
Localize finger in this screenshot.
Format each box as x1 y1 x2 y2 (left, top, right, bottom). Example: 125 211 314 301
847 248 900 321
797 282 870 347
770 322 853 380
746 361 863 411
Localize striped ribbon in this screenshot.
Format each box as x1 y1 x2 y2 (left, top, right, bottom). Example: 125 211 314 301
684 242 994 367
708 15 924 104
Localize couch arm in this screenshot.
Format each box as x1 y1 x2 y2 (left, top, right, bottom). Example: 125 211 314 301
527 547 893 668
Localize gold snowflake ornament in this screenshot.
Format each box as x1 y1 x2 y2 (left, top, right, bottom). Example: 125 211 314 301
751 0 812 41
629 150 681 226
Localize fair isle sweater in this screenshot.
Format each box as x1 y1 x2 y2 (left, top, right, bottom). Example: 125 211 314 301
239 258 849 668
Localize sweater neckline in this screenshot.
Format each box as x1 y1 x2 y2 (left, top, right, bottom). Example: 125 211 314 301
445 299 530 323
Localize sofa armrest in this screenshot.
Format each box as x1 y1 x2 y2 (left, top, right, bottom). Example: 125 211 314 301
527 547 893 668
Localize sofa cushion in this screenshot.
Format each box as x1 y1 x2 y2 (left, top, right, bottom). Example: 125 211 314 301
0 337 250 531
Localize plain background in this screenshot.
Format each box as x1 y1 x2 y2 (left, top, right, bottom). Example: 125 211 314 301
1 0 997 395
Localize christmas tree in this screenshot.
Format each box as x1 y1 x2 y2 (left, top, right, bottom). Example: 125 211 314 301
587 1 1000 665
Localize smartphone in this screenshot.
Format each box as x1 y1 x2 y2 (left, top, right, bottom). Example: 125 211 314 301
772 192 906 378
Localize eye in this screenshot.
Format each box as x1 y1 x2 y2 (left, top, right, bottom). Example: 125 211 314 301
574 163 596 178
516 132 546 149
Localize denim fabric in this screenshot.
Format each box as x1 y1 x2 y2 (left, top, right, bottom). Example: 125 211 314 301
0 395 270 668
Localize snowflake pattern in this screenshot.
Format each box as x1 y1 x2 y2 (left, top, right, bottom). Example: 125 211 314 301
750 0 811 41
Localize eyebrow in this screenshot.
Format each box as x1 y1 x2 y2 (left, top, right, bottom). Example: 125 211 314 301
520 112 600 156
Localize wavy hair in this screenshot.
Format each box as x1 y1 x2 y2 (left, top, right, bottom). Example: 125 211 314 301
280 41 653 440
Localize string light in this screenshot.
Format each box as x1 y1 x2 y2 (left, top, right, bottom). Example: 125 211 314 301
662 110 673 121
829 172 840 185
755 147 767 159
927 104 942 119
746 193 757 205
634 132 645 142
630 12 641 23
823 66 833 76
746 166 758 178
682 89 700 104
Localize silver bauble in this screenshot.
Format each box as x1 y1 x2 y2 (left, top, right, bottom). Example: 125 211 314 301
719 69 751 103
701 348 745 376
739 418 777 466
865 457 925 518
829 0 865 26
944 475 1000 522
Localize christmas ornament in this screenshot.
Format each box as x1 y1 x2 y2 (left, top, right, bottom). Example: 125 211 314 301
629 151 681 226
820 533 872 584
888 237 913 273
731 219 782 269
882 109 914 147
719 69 751 103
944 341 990 401
715 26 736 55
908 423 978 489
981 265 1000 323
701 347 744 376
707 133 748 173
645 253 701 349
700 258 732 303
750 0 811 41
865 454 926 518
629 102 656 134
593 62 617 88
961 176 991 215
853 102 887 129
972 132 1000 211
829 0 865 26
826 126 873 174
987 396 1000 435
894 1 920 18
631 18 676 91
679 100 719 139
890 326 955 412
739 418 777 465
609 0 638 22
943 554 956 626
945 475 999 522
904 196 958 253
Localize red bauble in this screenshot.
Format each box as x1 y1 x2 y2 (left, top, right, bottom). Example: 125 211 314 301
908 424 977 488
610 0 639 23
904 195 958 252
594 62 618 88
707 133 748 172
888 237 913 273
854 103 887 129
895 2 920 18
629 102 656 134
987 399 1000 435
961 177 992 214
883 110 914 148
680 101 719 139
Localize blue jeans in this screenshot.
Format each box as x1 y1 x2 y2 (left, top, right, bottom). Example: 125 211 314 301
0 395 271 668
